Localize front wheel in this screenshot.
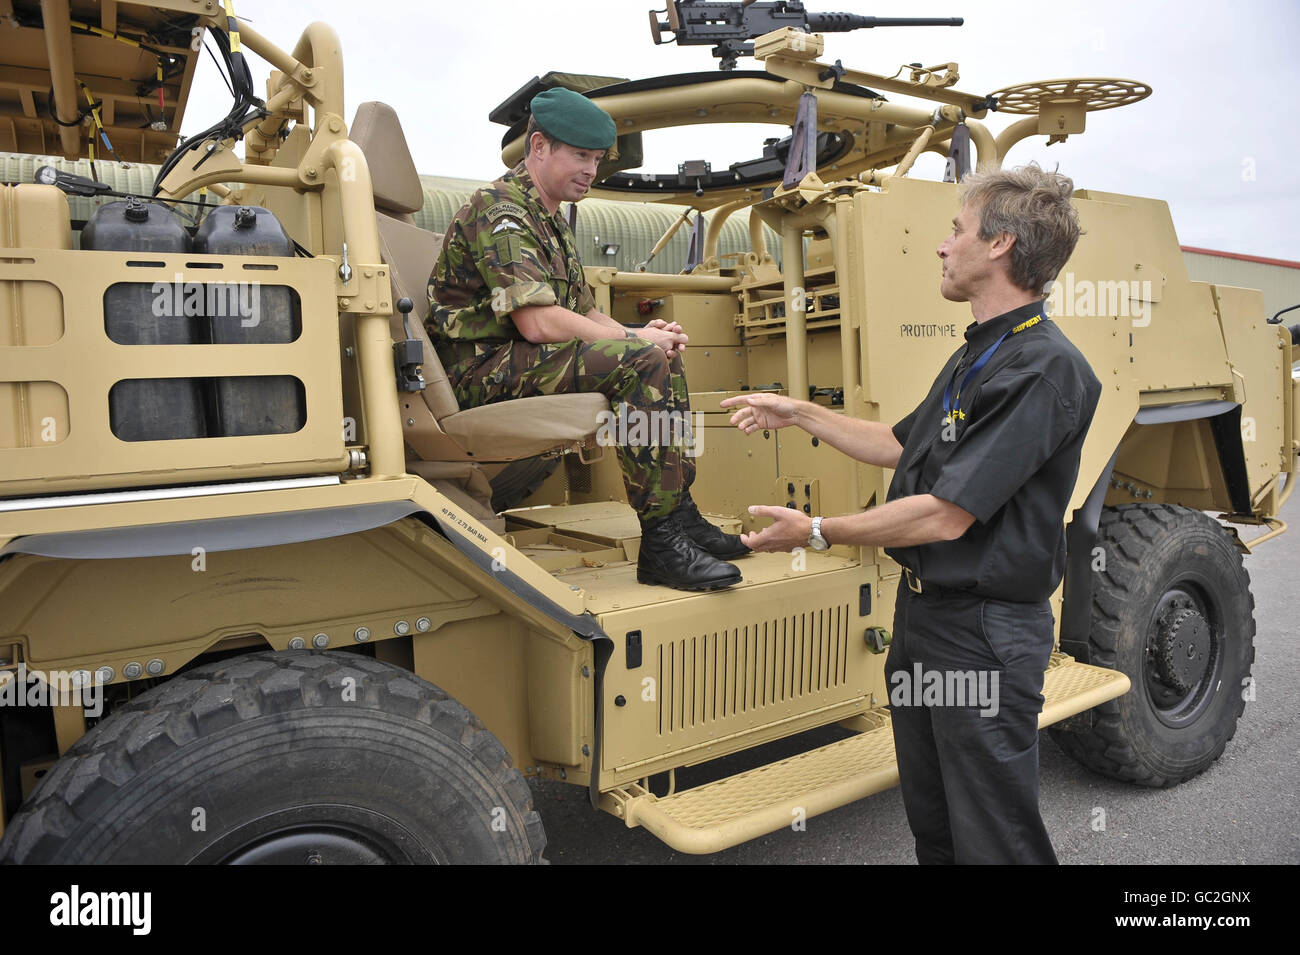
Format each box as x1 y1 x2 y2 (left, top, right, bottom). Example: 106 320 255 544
1050 504 1256 787
0 651 545 864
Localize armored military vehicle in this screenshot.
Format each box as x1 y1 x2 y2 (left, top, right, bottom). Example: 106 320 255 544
0 0 1289 862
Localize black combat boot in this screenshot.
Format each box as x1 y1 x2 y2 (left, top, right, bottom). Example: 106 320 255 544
637 514 742 591
673 490 750 560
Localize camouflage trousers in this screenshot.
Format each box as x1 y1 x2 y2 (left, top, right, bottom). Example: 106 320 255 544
441 337 696 520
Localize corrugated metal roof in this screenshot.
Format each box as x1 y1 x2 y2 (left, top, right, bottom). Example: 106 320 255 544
1183 248 1300 323
0 153 165 226
1181 246 1300 271
415 172 776 274
1 154 776 274
26 151 1298 319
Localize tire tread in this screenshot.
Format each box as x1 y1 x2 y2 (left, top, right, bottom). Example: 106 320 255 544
1051 504 1255 787
0 651 546 864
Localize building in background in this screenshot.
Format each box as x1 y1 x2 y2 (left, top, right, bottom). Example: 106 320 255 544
0 156 771 276
1182 246 1300 327
413 175 775 276
5 155 1298 333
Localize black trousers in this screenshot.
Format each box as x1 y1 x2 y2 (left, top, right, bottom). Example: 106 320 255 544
885 584 1058 864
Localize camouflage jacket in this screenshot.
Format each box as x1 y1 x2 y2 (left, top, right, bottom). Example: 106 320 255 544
426 162 595 360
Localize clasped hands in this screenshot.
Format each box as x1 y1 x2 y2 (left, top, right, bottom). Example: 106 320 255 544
637 318 687 359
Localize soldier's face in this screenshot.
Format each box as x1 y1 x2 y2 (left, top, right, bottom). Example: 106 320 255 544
533 139 606 205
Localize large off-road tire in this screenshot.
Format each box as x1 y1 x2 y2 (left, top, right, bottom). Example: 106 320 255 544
1050 504 1255 787
0 651 545 864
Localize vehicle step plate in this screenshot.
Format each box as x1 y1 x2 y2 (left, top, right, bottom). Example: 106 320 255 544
601 653 1129 853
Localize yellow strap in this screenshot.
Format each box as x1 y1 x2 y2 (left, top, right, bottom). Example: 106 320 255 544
69 19 142 48
80 84 104 130
224 0 242 52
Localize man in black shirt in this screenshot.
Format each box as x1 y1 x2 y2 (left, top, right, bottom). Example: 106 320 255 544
721 163 1101 864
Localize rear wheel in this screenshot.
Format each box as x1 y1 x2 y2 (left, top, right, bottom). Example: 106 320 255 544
0 651 545 864
1050 504 1255 786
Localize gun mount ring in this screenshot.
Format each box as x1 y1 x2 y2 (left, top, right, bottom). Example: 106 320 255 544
988 78 1151 115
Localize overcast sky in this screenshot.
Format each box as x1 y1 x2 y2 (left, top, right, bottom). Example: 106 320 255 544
185 0 1299 260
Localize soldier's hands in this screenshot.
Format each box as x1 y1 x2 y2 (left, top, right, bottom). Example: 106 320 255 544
646 319 686 358
741 505 812 553
639 323 688 359
720 392 804 434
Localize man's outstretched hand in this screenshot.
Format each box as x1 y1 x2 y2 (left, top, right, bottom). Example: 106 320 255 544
720 392 805 435
741 504 812 553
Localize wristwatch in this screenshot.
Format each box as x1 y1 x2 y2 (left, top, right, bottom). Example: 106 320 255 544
808 516 830 551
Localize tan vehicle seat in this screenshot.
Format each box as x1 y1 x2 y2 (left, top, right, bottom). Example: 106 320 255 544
349 101 609 464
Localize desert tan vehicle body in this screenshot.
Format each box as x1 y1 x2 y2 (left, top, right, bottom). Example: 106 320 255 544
0 1 1289 861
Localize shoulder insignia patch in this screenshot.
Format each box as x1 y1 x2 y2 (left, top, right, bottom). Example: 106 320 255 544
491 218 523 235
485 201 528 222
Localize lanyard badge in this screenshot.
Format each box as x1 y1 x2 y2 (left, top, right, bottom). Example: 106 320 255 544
942 314 1041 424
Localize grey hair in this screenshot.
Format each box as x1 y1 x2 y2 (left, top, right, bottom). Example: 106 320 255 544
959 162 1084 294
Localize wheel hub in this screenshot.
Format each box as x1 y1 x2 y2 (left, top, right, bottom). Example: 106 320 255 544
1153 600 1211 695
223 827 390 865
191 804 443 865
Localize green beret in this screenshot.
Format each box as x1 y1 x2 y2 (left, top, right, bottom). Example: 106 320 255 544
529 88 616 150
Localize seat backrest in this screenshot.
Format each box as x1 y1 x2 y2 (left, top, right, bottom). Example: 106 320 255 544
375 215 460 420
350 102 424 223
351 100 461 422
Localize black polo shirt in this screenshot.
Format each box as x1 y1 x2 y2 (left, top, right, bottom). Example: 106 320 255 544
885 300 1102 603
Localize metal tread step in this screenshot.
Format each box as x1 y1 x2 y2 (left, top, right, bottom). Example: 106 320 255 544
601 653 1130 854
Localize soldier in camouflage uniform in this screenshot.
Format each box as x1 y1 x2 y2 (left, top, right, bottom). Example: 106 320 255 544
427 87 745 591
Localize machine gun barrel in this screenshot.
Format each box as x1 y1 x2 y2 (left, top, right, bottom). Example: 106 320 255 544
806 13 963 30
650 3 964 68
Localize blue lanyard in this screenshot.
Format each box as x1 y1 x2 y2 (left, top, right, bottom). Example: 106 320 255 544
942 314 1041 421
